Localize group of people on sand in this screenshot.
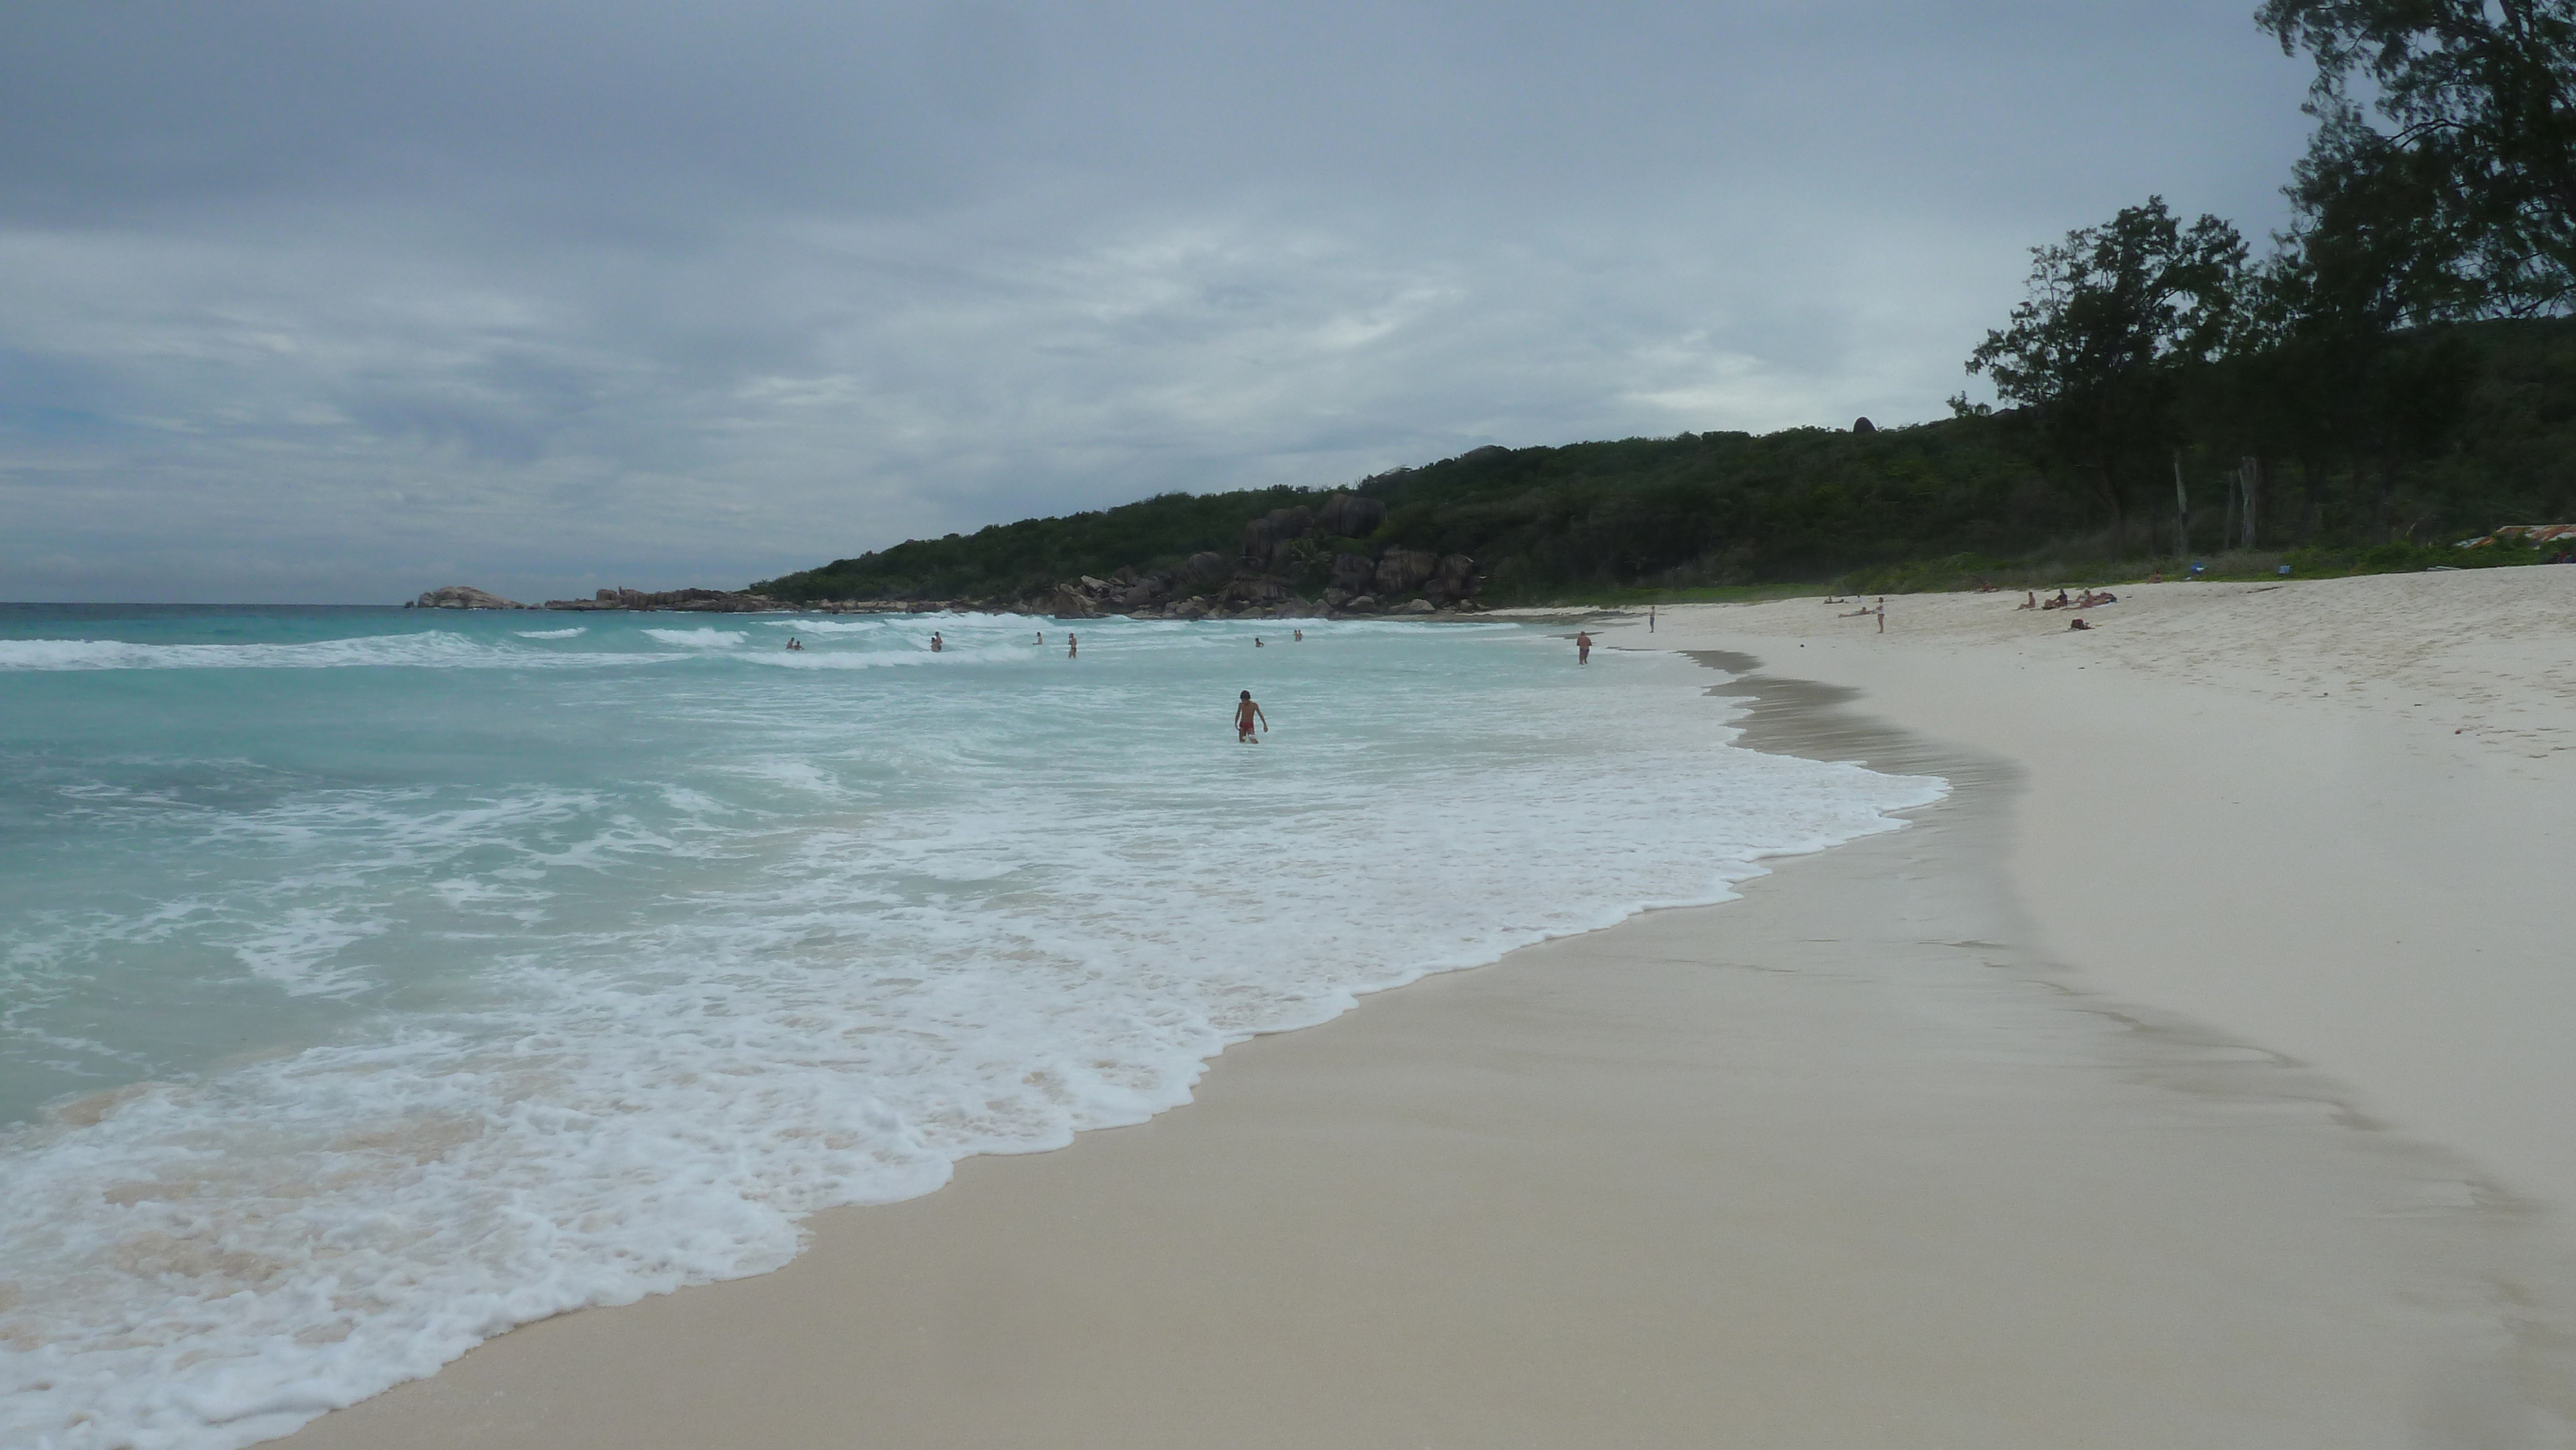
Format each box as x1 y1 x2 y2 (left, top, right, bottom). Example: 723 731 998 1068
2018 588 2116 612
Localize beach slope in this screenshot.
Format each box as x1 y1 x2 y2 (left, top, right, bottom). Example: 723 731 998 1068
287 589 2576 1447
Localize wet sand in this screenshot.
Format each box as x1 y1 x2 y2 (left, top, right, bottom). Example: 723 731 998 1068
285 630 2576 1449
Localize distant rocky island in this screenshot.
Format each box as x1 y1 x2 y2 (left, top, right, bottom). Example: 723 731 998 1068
408 586 527 609
407 585 787 612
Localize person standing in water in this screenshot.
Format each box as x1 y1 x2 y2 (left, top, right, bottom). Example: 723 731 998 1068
1648 605 1656 633
1066 633 1077 659
930 632 943 653
1293 629 1303 642
1575 630 1593 664
1235 690 1267 742
1255 637 1264 648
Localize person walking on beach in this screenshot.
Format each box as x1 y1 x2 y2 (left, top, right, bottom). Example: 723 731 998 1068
1066 633 1077 659
1235 690 1267 743
1649 605 1656 633
1575 630 1593 664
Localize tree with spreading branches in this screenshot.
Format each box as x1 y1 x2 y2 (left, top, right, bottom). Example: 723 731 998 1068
1967 198 2246 552
2260 0 2576 314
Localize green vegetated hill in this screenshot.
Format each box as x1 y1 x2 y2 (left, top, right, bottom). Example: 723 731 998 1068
753 315 2576 606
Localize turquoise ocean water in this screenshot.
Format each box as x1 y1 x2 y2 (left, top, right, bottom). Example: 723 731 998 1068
0 605 1940 1449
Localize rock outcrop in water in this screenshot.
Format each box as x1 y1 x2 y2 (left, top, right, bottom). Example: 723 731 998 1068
410 586 524 609
540 588 781 612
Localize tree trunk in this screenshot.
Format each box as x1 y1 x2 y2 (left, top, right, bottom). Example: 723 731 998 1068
2092 456 2126 558
2294 456 2325 543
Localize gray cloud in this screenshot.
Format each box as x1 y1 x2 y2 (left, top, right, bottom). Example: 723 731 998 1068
0 0 2314 602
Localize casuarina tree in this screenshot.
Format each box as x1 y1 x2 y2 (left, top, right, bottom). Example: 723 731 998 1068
1966 198 2246 552
2260 0 2576 315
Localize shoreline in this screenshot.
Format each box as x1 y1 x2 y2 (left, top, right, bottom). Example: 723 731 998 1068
285 632 2576 1447
1609 570 2576 1216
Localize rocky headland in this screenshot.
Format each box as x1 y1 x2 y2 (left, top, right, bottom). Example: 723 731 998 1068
411 492 1486 622
781 493 1487 621
540 587 785 613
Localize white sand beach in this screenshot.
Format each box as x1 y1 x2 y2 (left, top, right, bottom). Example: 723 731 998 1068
1621 568 2576 1214
284 568 2576 1448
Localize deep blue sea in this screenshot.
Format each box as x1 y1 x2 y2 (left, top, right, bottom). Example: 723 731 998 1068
0 604 1939 1449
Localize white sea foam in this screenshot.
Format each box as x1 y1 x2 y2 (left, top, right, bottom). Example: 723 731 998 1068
0 625 1942 1450
639 628 746 648
513 626 587 639
737 646 1034 670
762 618 882 633
0 633 502 671
0 632 641 672
227 907 390 998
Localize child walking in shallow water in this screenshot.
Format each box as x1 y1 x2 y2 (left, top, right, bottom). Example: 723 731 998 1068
1235 690 1267 743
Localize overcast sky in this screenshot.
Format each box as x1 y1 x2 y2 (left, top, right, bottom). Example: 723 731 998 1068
2 1 2315 603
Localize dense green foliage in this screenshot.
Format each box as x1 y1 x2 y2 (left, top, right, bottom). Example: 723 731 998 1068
754 487 1317 603
2260 0 2576 315
753 314 2576 604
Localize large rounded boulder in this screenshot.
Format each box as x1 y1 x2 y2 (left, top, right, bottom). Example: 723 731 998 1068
1372 548 1438 596
1328 551 1378 593
1316 493 1387 539
1240 506 1316 567
1426 554 1478 601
